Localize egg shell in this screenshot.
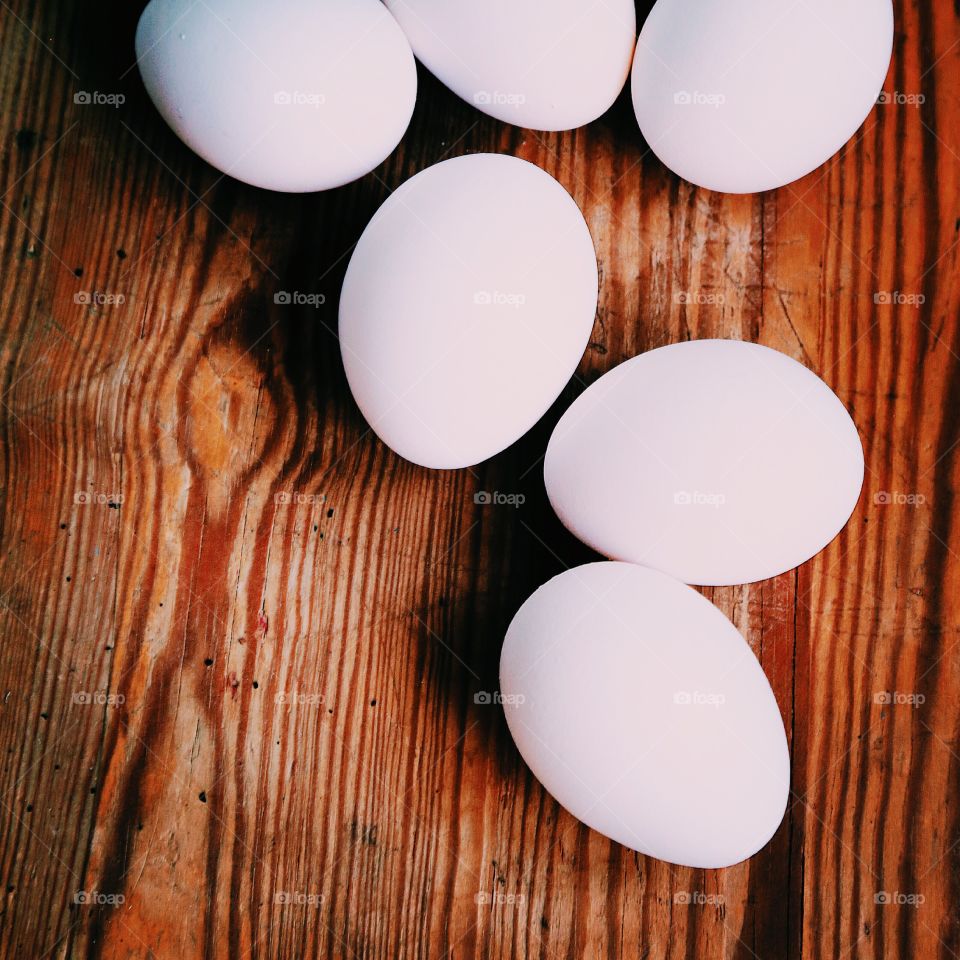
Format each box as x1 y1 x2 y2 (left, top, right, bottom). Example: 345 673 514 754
631 0 894 193
384 0 636 131
339 154 599 469
135 0 417 193
500 561 790 869
544 340 864 586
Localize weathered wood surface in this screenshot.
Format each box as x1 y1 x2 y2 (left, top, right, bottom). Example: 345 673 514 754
0 1 957 957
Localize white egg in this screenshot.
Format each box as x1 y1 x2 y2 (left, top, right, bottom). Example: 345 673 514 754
631 0 893 193
339 154 598 469
135 0 417 193
500 562 790 868
545 340 864 586
384 0 636 131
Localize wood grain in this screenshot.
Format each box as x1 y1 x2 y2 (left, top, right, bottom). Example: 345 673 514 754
0 1 958 957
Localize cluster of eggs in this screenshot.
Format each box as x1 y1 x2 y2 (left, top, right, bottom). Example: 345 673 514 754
136 0 885 869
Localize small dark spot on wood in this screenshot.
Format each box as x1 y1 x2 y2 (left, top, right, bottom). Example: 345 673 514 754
326 508 334 518
15 129 37 151
65 577 71 583
6 885 14 894
107 501 120 510
203 658 213 667
313 525 318 532
252 681 259 689
589 341 608 354
59 523 66 530
25 805 32 813
104 645 112 651
73 267 83 277
370 699 377 707
116 248 127 259
136 822 143 831
39 712 48 720
198 791 207 803
541 916 549 930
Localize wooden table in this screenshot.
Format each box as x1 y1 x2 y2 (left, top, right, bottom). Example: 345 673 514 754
0 1 957 957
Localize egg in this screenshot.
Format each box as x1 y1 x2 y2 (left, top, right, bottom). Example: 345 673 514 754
544 340 864 586
500 562 790 868
135 0 417 193
383 0 636 131
631 0 893 193
339 154 598 469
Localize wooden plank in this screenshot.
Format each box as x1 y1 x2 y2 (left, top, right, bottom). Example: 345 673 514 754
0 0 957 957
